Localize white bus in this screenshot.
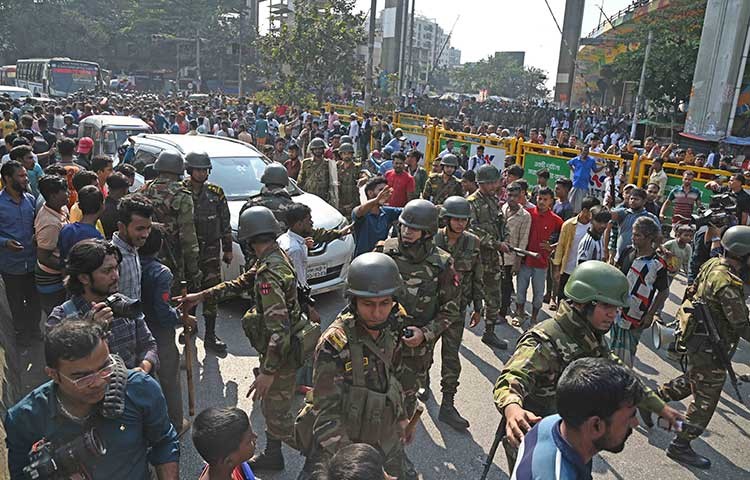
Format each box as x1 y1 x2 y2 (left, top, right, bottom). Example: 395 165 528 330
0 65 16 86
15 58 102 97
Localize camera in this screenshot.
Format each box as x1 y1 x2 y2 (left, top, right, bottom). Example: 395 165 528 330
691 193 737 228
104 293 142 318
23 429 106 479
605 159 618 176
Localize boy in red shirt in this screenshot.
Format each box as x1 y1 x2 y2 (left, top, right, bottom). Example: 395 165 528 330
193 407 258 480
514 187 563 327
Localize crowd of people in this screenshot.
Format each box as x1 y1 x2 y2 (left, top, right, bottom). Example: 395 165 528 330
0 89 748 480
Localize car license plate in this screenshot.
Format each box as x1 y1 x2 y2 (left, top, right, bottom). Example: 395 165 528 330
307 265 328 280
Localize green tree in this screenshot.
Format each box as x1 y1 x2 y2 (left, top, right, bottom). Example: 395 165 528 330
609 0 706 110
254 0 365 107
449 55 549 100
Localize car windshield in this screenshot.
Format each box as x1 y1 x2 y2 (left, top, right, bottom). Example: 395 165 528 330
103 128 150 154
208 156 302 200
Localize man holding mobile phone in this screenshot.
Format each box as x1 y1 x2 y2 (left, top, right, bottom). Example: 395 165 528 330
0 160 41 346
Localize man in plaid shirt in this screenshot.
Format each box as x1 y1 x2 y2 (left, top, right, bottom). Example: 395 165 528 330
46 239 158 372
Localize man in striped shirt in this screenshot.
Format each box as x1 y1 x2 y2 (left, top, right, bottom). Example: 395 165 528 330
511 358 642 480
576 206 612 266
660 170 702 237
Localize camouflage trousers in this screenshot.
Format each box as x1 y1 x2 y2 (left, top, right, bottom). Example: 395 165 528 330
398 350 434 418
658 363 726 441
198 242 222 321
261 360 299 448
307 428 405 478
440 318 465 395
483 266 502 326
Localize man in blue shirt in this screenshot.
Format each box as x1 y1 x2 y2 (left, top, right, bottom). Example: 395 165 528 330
567 145 602 214
512 358 642 480
4 320 180 479
58 185 104 260
140 227 194 435
351 177 402 257
0 160 41 346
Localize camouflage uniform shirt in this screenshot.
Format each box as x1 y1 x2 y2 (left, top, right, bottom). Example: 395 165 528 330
337 160 361 217
434 227 484 312
141 178 201 291
421 173 462 206
182 179 232 254
203 244 303 374
297 157 331 203
493 301 666 417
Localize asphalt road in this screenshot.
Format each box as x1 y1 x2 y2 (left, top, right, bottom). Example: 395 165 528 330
15 274 750 479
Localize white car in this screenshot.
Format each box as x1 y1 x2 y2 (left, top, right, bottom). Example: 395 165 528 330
128 134 354 295
0 86 31 100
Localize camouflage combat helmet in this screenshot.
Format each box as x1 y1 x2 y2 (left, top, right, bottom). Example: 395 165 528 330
153 150 184 175
308 137 327 152
721 225 750 257
346 252 402 298
440 154 459 168
185 151 212 170
340 135 354 145
238 206 281 242
260 163 289 187
476 164 501 184
399 199 439 236
441 196 471 219
339 143 355 154
564 261 630 307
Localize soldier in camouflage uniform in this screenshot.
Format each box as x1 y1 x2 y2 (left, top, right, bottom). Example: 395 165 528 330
656 226 750 469
421 154 463 205
493 261 684 468
434 196 483 430
179 206 318 473
182 151 232 353
240 163 294 267
336 142 361 217
377 198 461 478
295 252 411 479
297 137 332 203
141 150 201 293
468 164 510 349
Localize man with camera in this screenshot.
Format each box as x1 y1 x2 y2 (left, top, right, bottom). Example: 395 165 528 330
5 319 179 479
47 239 159 372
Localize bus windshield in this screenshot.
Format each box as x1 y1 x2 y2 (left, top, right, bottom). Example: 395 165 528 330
49 60 99 95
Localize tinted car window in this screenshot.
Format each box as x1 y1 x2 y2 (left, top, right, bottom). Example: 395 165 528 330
208 156 301 201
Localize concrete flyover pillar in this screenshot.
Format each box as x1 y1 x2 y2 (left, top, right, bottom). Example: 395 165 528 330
684 0 750 140
554 0 586 107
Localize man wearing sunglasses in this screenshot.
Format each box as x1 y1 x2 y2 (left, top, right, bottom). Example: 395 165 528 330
5 320 179 479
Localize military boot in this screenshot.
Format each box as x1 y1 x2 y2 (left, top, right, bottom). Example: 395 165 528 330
667 437 711 469
438 393 470 430
248 434 285 471
482 327 509 350
203 315 227 354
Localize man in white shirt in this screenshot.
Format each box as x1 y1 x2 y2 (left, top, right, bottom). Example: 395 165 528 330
347 112 360 144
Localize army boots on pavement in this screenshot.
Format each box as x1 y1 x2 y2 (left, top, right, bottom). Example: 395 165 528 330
667 437 711 469
248 434 285 471
203 315 227 354
438 393 470 430
482 327 509 350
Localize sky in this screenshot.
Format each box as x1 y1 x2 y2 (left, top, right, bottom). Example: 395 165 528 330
259 0 637 86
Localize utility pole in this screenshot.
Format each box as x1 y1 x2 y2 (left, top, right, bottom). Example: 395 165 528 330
239 6 245 97
406 0 415 91
365 0 377 110
196 36 202 93
397 0 409 99
630 30 653 139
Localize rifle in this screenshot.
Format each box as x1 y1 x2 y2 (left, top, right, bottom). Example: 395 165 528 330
693 300 744 405
480 418 506 480
181 281 196 416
